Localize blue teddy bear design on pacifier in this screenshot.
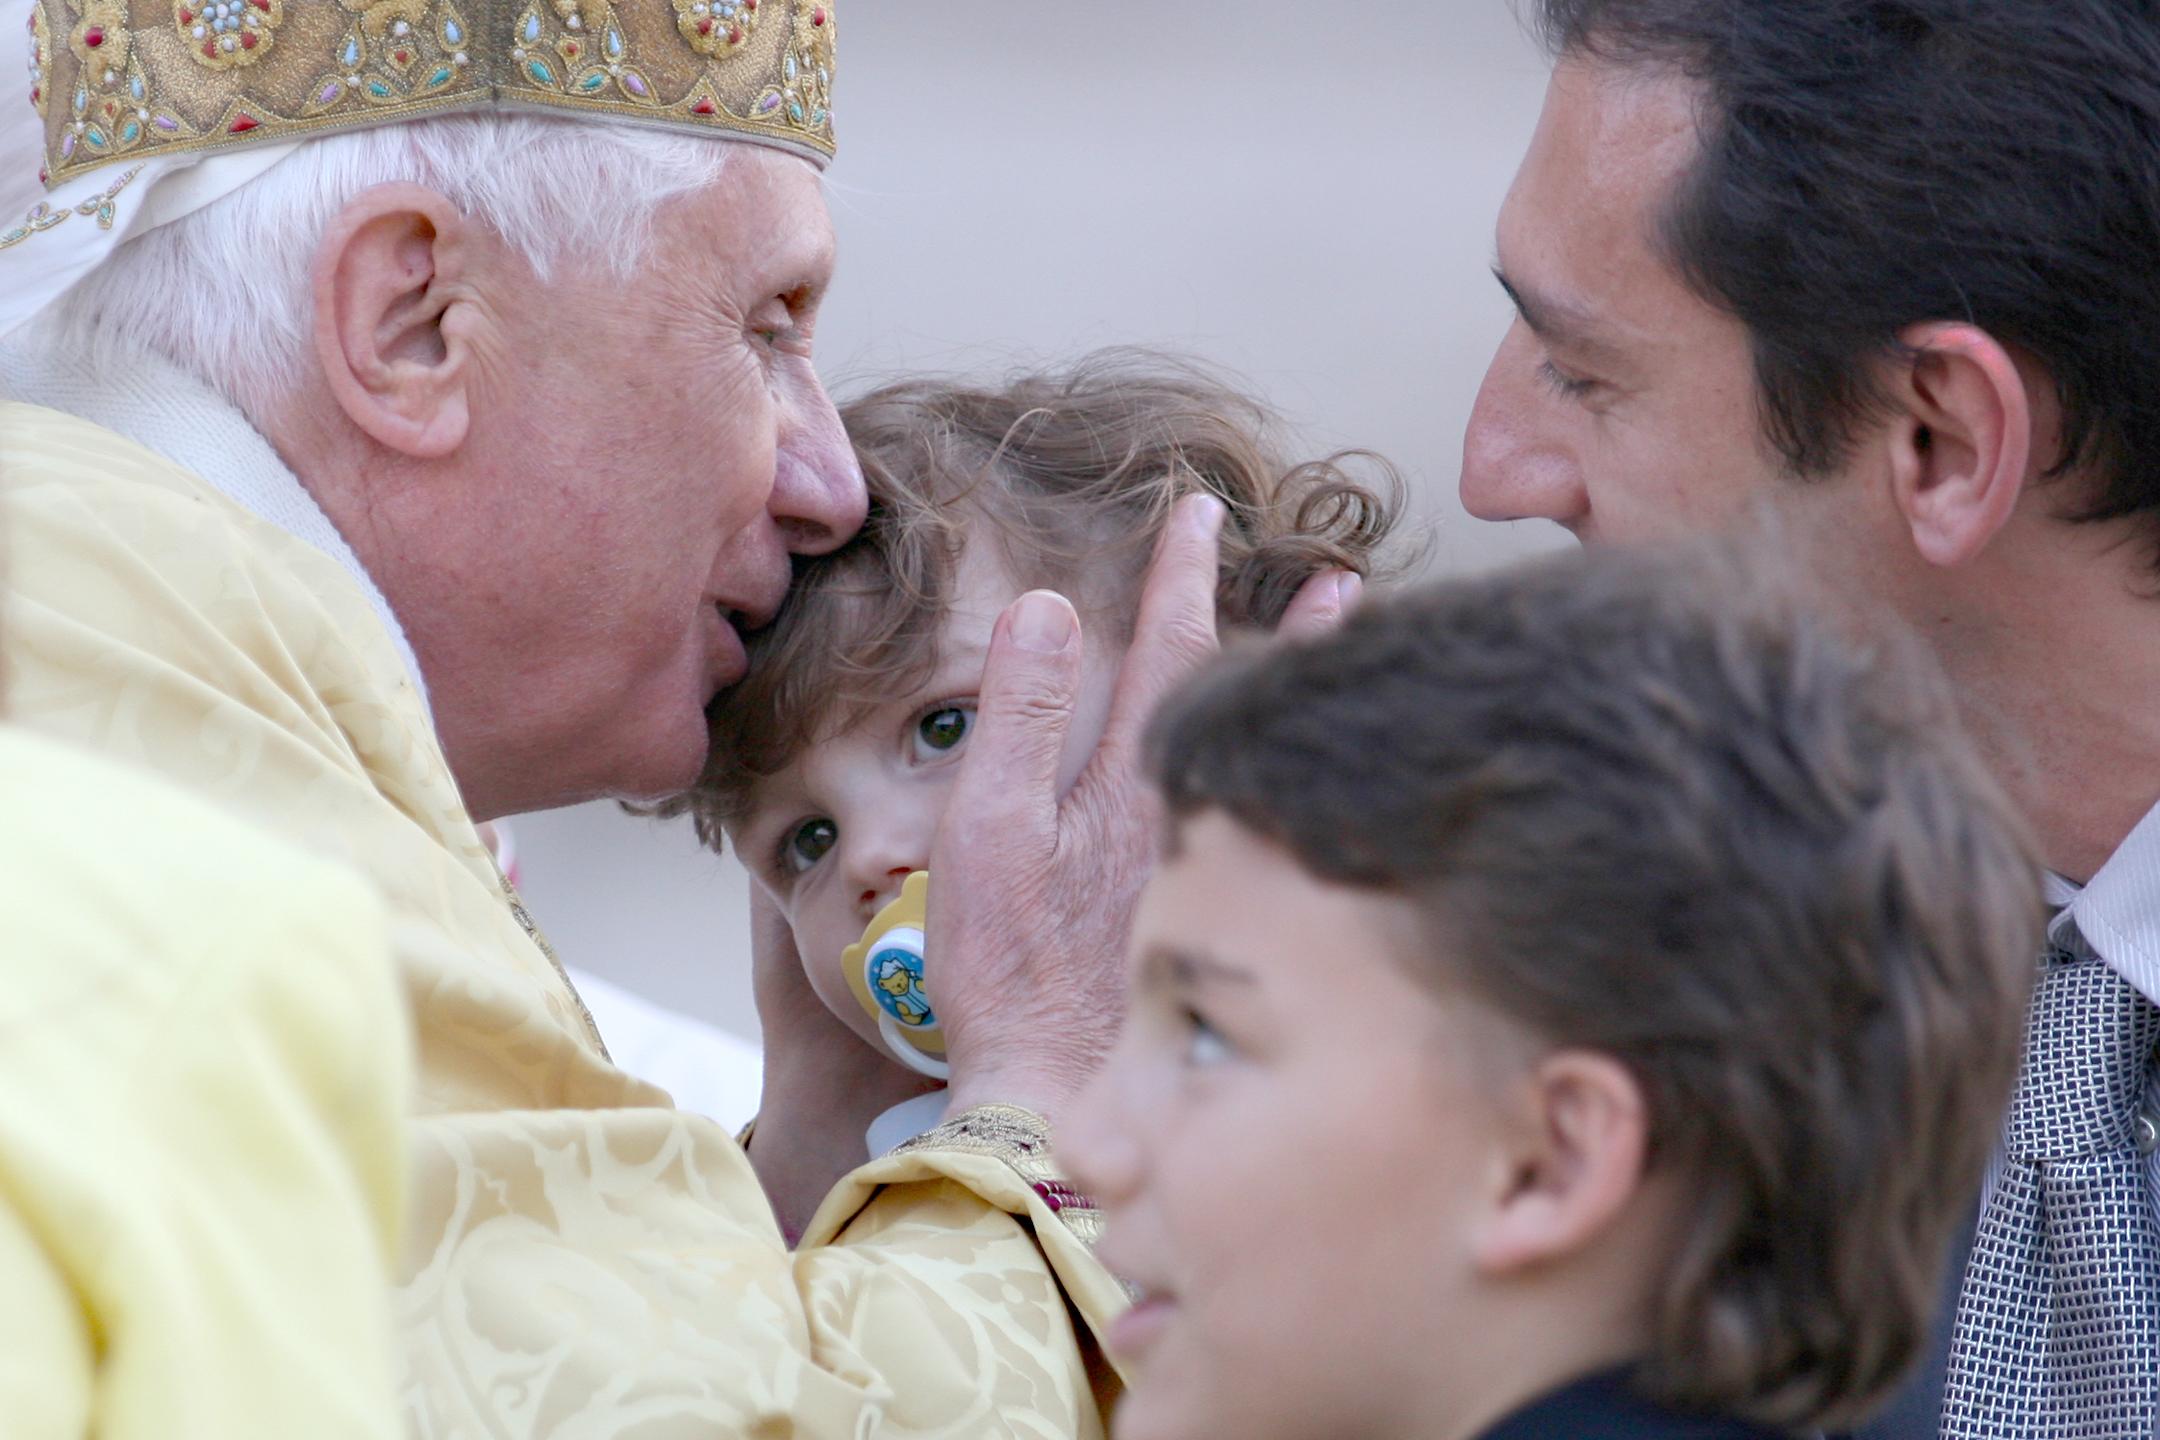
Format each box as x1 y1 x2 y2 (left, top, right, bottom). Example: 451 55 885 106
870 945 933 1028
840 871 947 1078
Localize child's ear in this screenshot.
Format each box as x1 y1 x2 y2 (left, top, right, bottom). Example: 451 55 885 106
1471 1051 1649 1275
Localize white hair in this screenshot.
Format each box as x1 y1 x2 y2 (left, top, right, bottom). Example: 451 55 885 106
28 115 733 416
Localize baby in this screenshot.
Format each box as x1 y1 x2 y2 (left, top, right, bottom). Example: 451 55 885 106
665 353 1401 1134
1061 543 2043 1440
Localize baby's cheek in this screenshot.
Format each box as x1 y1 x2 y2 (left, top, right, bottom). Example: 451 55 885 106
795 905 891 1053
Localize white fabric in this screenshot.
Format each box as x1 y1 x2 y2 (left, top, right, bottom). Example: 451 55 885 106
2052 803 2160 1005
566 968 764 1131
0 328 430 707
0 120 304 338
0 8 303 342
867 1092 949 1157
0 0 301 345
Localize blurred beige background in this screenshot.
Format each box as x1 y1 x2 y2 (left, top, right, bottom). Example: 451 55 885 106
513 0 1568 1042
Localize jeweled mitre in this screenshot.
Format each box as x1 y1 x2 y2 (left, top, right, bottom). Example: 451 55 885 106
23 0 837 189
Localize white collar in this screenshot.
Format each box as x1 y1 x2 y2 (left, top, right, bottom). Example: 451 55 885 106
0 330 430 711
2045 800 2160 1004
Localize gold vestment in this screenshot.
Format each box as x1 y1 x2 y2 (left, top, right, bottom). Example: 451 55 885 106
0 401 1123 1438
0 725 410 1440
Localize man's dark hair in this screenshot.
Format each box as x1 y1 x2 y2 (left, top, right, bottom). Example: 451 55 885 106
1536 0 2160 541
1148 544 2043 1430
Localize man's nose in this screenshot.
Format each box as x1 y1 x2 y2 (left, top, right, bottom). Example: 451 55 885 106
771 367 868 557
1459 325 1589 527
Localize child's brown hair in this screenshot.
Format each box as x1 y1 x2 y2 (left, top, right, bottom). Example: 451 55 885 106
662 350 1405 847
1148 540 2043 1431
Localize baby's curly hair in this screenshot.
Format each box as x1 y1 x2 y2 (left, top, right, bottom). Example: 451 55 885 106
656 349 1407 849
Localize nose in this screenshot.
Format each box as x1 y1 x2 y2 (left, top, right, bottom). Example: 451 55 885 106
1459 321 1590 528
843 808 930 921
1062 1047 1143 1208
856 865 914 919
770 364 868 557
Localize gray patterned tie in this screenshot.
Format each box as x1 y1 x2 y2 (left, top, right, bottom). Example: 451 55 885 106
1943 944 2160 1439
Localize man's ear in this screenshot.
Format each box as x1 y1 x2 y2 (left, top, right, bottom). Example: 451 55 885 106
311 182 477 460
1879 322 2033 569
1471 1050 1649 1276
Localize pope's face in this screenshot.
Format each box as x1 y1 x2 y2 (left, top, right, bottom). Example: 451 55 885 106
1064 813 1513 1440
430 147 865 816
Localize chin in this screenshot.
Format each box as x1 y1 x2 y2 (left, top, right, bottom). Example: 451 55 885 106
604 709 713 805
1112 1382 1223 1440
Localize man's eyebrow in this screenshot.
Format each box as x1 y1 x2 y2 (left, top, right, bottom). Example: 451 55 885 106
1138 944 1258 993
1491 266 1623 357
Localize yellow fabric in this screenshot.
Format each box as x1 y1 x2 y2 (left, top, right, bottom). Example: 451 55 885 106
0 401 1126 1438
0 726 409 1440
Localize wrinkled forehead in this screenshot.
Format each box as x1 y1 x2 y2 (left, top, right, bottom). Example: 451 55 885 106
650 145 837 286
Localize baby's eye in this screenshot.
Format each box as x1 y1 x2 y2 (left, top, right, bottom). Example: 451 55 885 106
784 817 838 874
912 704 975 760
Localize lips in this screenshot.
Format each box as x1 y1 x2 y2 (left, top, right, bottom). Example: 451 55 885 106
1106 1285 1177 1363
705 604 750 694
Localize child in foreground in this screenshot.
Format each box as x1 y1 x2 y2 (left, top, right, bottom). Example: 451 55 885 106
1062 545 2043 1440
662 352 1400 1146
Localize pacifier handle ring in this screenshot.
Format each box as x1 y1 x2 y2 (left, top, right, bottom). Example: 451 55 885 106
879 1014 951 1080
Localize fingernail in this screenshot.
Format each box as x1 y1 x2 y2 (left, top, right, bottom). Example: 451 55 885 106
1184 493 1226 538
1338 572 1364 613
1011 590 1076 654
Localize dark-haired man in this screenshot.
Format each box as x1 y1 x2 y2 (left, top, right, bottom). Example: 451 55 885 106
1461 2 2160 1436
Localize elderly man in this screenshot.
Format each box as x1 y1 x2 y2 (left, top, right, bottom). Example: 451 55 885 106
0 3 1307 1434
1463 2 2160 1437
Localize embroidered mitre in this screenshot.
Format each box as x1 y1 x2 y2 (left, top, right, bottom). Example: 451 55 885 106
22 0 836 191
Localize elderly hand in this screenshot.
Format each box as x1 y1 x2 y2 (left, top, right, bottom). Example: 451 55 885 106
929 494 1359 1122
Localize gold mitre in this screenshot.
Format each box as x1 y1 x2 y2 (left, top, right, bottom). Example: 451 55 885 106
24 0 837 189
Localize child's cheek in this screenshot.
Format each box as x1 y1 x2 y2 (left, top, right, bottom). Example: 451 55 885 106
795 894 891 1053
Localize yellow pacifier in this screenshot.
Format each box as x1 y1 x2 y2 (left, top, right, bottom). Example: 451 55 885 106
840 871 947 1079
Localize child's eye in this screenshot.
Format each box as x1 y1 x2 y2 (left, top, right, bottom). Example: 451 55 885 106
784 817 839 874
1182 1007 1233 1068
912 704 975 760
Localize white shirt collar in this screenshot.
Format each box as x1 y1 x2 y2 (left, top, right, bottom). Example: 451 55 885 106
2045 800 2160 1005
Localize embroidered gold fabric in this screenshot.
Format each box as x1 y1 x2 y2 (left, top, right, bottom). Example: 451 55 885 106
0 402 1128 1438
30 0 836 190
893 1104 1108 1249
